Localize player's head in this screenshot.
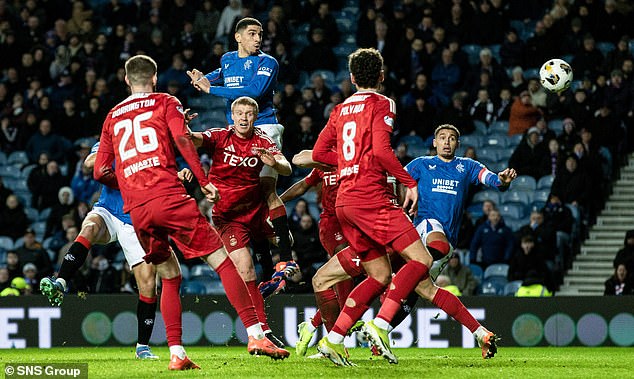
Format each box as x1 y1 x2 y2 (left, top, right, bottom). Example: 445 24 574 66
433 124 460 160
348 48 384 90
235 17 262 56
124 55 157 89
231 96 258 136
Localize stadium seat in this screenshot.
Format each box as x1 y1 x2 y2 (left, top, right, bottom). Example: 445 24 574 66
503 216 524 232
502 190 532 207
12 178 28 192
333 44 356 58
537 175 554 190
0 236 13 251
311 70 336 86
301 189 318 204
205 280 226 295
473 120 488 135
488 44 501 62
472 190 501 205
7 151 29 166
469 264 484 283
0 250 5 264
462 44 482 65
490 121 509 135
24 207 38 222
484 134 511 148
0 151 6 165
530 200 546 212
30 221 46 240
511 175 537 191
466 203 484 220
504 280 523 296
459 134 483 148
548 119 564 134
180 264 190 281
484 263 509 279
499 204 526 220
14 191 31 208
487 161 508 173
478 147 502 162
190 264 218 280
182 280 207 295
335 18 356 33
534 189 550 203
479 277 507 295
0 165 22 179
596 42 615 57
20 164 36 179
523 67 540 79
13 237 24 249
38 207 52 221
114 250 125 263
509 134 523 147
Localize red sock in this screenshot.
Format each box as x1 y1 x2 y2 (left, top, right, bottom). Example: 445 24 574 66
75 235 92 249
377 261 428 324
215 257 259 328
160 275 182 347
331 277 385 336
246 280 270 331
432 288 480 333
315 289 339 332
311 310 322 328
335 279 354 310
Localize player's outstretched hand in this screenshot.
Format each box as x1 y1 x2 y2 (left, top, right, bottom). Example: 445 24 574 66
292 150 335 171
254 147 276 167
177 168 193 182
498 168 518 186
402 186 418 217
187 69 211 93
201 183 221 203
183 108 198 125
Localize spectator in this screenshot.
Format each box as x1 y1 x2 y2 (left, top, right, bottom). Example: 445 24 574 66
0 267 10 292
469 208 515 269
499 29 524 69
289 115 318 157
475 199 497 228
0 116 26 154
603 35 633 74
296 28 337 73
289 199 309 231
22 263 39 294
0 194 30 240
87 255 118 293
544 138 564 178
434 274 462 296
434 91 474 136
0 178 15 212
508 235 555 292
308 2 339 47
399 96 436 138
292 214 326 282
557 118 581 154
395 143 413 166
431 48 461 107
572 34 604 80
604 264 633 296
613 230 634 275
45 186 76 238
28 159 67 211
551 154 591 223
494 88 513 122
508 91 542 136
469 88 495 126
55 225 79 268
445 254 478 296
71 158 100 205
215 0 242 41
508 127 549 179
193 0 220 43
515 269 553 297
516 210 556 263
15 228 53 278
25 119 68 164
5 251 21 280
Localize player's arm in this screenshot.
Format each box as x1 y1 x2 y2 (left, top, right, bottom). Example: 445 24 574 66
189 130 204 148
208 57 277 100
83 152 97 170
475 163 517 192
280 168 321 203
292 149 335 171
255 148 292 176
312 116 338 166
93 125 119 189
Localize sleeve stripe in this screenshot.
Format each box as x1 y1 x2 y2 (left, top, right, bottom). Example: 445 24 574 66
388 97 396 114
478 168 493 184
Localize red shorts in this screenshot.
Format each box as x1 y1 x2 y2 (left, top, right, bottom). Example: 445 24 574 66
335 246 365 277
319 214 347 257
129 194 223 265
213 204 275 253
335 202 420 263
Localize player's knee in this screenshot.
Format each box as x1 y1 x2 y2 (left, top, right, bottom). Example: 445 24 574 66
80 222 100 241
312 273 324 291
373 272 391 286
427 240 451 261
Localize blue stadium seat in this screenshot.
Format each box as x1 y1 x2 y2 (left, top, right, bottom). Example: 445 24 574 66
504 280 523 296
301 189 318 204
472 190 501 205
534 189 550 202
523 67 540 79
20 164 36 179
0 152 6 165
473 120 489 135
484 134 511 148
205 280 226 295
502 190 532 207
488 44 501 62
487 161 508 173
399 134 425 148
7 151 29 166
478 147 502 162
335 18 356 33
529 200 546 212
479 276 507 295
466 203 484 220
462 44 482 65
30 221 46 240
510 175 537 191
0 250 5 264
180 264 190 281
24 207 38 222
333 44 356 58
469 264 484 283
13 237 24 249
503 216 524 232
596 42 615 57
190 264 219 280
548 119 564 134
459 134 483 148
14 191 31 208
498 147 513 162
509 134 523 147
484 263 510 279
0 236 13 251
311 70 336 86
490 121 509 135
38 207 52 221
499 204 526 220
12 178 28 192
537 175 554 190
182 280 207 295
0 165 22 179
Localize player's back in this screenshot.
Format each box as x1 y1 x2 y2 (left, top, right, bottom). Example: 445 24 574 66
332 90 396 207
102 92 184 212
406 155 484 245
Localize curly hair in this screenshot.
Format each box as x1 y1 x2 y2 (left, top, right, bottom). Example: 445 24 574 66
348 48 383 89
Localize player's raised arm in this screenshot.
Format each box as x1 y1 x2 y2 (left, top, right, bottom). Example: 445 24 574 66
93 123 119 189
280 169 321 203
255 147 291 176
312 118 338 166
293 149 336 171
209 58 277 101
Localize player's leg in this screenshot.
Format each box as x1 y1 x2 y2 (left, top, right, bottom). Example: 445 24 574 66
261 176 294 263
252 238 274 280
40 209 112 306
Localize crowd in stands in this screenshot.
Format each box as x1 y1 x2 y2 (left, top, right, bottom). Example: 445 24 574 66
2 0 634 297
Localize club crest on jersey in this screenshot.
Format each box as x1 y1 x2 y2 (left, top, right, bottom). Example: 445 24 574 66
334 232 343 241
384 115 394 127
229 235 238 247
244 60 252 70
456 163 465 173
176 105 184 114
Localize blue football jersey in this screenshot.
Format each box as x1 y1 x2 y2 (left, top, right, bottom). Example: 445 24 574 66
205 51 279 126
91 142 131 225
406 156 494 246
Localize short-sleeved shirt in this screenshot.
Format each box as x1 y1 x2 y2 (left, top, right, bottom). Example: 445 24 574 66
201 126 281 222
304 168 338 218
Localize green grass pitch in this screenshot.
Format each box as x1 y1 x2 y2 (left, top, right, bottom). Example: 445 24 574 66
1 346 631 378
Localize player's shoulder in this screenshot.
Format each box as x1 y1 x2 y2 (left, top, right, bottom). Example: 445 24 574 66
253 127 276 145
222 51 239 61
90 142 100 154
408 155 436 168
457 156 484 168
257 51 278 65
203 127 230 137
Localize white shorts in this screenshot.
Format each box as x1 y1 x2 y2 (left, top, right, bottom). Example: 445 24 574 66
89 206 146 267
415 218 454 250
257 123 284 179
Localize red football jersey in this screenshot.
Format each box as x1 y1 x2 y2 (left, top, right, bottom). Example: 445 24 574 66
202 126 281 221
95 92 208 212
304 168 338 218
313 90 417 207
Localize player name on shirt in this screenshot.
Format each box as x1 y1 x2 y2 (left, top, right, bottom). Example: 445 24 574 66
111 99 156 118
124 156 161 178
339 103 365 116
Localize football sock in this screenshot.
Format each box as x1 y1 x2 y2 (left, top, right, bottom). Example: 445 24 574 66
331 276 385 337
161 275 183 347
388 291 419 332
137 294 157 346
326 331 345 345
215 257 259 329
270 206 293 262
335 279 354 310
377 261 428 324
253 239 274 280
246 280 270 331
314 289 339 332
169 345 186 359
433 288 480 333
310 311 322 328
246 324 265 339
57 236 91 281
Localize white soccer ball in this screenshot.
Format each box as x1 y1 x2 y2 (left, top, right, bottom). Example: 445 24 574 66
539 58 573 93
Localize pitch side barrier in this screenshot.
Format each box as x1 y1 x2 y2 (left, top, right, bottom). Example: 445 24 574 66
0 295 631 348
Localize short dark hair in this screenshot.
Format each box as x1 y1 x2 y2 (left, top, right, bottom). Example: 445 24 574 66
124 55 157 86
235 17 262 33
434 124 461 138
348 48 383 89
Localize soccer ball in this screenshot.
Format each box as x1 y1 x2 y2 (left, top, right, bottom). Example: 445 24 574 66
539 59 573 93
